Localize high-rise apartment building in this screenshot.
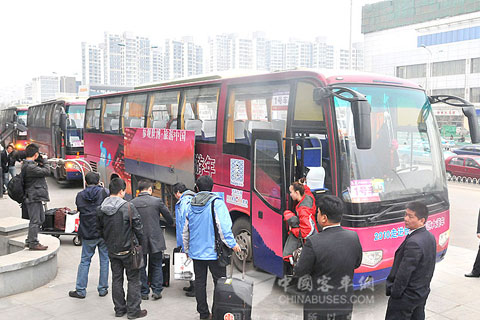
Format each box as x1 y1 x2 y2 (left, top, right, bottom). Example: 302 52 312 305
266 40 285 71
81 42 104 85
30 76 59 103
151 46 164 82
208 34 235 72
312 37 335 69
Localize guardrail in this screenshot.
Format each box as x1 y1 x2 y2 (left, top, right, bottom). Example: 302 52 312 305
47 158 92 188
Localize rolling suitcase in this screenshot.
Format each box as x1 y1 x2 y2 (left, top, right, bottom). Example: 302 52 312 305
213 252 253 320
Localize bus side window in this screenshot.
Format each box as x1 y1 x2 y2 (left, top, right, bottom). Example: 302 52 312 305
86 99 102 131
103 97 122 134
225 84 290 146
147 90 180 129
123 94 147 130
182 87 219 142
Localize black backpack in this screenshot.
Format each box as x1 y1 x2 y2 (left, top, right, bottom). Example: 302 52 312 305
8 168 25 204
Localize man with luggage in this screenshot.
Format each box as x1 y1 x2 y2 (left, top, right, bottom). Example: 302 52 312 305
130 179 174 301
69 172 109 299
294 195 363 320
173 182 196 296
183 175 241 320
97 178 147 319
23 143 51 250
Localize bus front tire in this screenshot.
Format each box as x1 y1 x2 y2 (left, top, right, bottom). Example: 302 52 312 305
232 217 252 272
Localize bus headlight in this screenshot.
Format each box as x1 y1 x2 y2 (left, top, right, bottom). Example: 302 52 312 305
361 250 383 267
66 162 80 171
439 230 450 247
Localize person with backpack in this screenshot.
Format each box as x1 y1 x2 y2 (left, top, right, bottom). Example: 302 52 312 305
172 182 196 296
97 178 147 319
69 172 110 299
22 144 50 250
182 175 241 320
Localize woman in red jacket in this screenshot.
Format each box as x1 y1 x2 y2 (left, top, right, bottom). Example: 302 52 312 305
283 181 318 264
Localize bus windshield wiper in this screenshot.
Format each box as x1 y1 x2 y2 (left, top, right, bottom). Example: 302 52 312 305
365 202 407 224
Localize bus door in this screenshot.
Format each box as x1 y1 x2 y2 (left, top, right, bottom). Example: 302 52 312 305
250 128 286 277
52 104 65 158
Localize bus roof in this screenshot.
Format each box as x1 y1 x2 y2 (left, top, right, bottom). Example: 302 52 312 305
30 97 86 107
89 69 424 100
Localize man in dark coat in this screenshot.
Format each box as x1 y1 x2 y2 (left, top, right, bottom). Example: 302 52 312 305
465 209 480 278
23 144 50 250
69 172 109 299
294 195 363 320
97 178 147 319
385 201 436 320
130 179 173 300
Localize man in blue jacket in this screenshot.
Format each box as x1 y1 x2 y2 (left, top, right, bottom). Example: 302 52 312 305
183 175 241 320
69 172 109 299
173 182 196 296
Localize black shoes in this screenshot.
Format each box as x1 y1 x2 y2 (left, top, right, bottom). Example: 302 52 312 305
141 294 149 300
99 290 108 297
200 313 212 320
68 291 85 299
186 290 196 297
465 272 480 278
152 292 162 300
127 310 147 319
183 285 194 292
115 310 127 317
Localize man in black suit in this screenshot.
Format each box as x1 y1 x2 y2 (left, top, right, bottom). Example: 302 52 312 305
465 209 480 278
385 201 436 320
294 195 363 320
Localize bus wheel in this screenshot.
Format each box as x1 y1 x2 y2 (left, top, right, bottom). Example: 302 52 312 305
467 177 472 184
232 217 252 272
73 236 82 246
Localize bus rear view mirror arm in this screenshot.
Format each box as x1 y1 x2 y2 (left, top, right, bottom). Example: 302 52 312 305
314 86 372 150
429 95 480 144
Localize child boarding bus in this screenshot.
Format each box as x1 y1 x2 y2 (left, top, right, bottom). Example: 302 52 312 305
0 105 29 150
83 70 479 288
27 98 86 181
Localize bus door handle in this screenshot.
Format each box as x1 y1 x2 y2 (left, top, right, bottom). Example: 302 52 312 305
258 211 263 219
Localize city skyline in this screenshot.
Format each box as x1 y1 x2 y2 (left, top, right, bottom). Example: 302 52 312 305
0 0 378 97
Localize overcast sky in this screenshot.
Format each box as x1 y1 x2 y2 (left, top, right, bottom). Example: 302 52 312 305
0 0 378 90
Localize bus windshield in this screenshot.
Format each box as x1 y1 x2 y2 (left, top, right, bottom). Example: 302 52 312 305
335 85 445 203
67 104 85 148
17 110 27 126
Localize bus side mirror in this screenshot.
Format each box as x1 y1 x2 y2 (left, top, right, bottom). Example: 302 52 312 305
314 86 372 150
462 107 480 144
59 113 68 132
351 100 372 150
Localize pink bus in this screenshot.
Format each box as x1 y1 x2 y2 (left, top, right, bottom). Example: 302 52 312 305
83 70 479 287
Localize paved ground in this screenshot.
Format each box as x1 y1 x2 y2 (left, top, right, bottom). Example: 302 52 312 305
0 178 479 319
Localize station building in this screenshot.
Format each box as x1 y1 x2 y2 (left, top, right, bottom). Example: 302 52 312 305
362 0 480 134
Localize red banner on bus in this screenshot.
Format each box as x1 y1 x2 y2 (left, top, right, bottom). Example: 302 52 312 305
124 128 196 188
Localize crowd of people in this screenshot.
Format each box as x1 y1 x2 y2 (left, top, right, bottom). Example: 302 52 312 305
9 143 446 320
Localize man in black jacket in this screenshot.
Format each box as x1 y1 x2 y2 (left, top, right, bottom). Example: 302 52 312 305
465 210 480 278
69 172 109 299
385 201 436 320
294 195 363 320
23 144 50 250
97 178 147 319
130 179 173 301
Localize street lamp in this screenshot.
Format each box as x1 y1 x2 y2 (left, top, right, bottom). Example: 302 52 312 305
420 44 432 95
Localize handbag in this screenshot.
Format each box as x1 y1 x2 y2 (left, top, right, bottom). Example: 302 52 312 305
128 203 144 269
211 199 233 267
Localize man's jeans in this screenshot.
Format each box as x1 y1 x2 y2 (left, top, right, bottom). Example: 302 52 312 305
110 256 142 317
75 238 109 296
140 251 163 295
8 166 16 179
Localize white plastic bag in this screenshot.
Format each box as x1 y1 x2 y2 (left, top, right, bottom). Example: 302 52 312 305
174 252 195 281
65 211 79 233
